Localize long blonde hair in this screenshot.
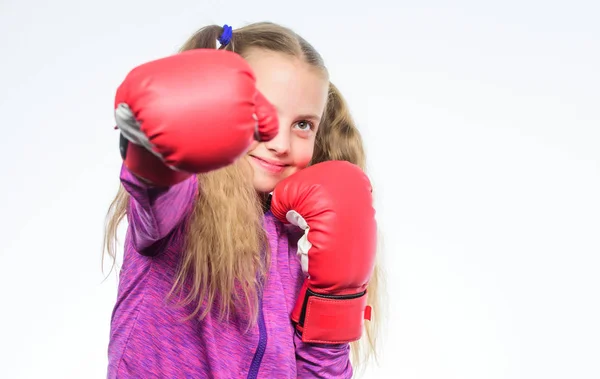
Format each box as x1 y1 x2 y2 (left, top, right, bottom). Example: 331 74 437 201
103 21 384 373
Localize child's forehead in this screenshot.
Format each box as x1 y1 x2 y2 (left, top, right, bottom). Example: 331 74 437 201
248 52 329 118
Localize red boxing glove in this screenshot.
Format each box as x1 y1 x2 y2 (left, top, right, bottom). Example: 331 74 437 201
114 49 278 186
271 161 377 344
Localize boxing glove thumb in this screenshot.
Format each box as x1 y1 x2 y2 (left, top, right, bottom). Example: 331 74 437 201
253 91 278 142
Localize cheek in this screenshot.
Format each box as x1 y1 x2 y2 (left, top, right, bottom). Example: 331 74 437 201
291 141 314 169
246 141 260 154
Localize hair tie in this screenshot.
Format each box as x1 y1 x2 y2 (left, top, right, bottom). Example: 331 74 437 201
218 24 233 47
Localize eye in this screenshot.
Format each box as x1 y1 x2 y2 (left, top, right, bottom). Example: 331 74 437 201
293 120 314 131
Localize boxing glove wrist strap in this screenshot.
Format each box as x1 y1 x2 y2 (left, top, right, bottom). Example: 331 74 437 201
294 287 371 344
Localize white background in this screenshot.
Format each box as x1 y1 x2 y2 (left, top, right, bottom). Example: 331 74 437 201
1 0 598 378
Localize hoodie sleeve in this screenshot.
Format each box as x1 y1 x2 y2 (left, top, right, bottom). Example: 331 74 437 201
119 164 197 254
294 333 353 378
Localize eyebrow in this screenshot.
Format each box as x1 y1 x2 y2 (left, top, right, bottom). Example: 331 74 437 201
296 114 322 123
272 103 322 123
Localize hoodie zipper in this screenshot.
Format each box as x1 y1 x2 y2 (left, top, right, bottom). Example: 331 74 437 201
247 210 273 379
246 296 267 379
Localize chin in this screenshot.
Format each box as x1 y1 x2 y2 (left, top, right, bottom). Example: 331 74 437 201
251 165 300 194
253 179 277 194
252 169 286 194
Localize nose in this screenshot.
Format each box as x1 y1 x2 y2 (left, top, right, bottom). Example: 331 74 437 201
264 118 290 156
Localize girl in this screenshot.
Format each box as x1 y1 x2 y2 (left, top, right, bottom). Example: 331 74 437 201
104 21 382 378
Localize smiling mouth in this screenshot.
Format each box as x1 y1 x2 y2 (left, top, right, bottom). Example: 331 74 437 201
250 155 288 174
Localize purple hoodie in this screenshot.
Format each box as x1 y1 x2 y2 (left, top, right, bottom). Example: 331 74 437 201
107 165 353 378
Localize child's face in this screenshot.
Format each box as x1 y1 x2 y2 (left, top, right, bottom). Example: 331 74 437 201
244 49 329 194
